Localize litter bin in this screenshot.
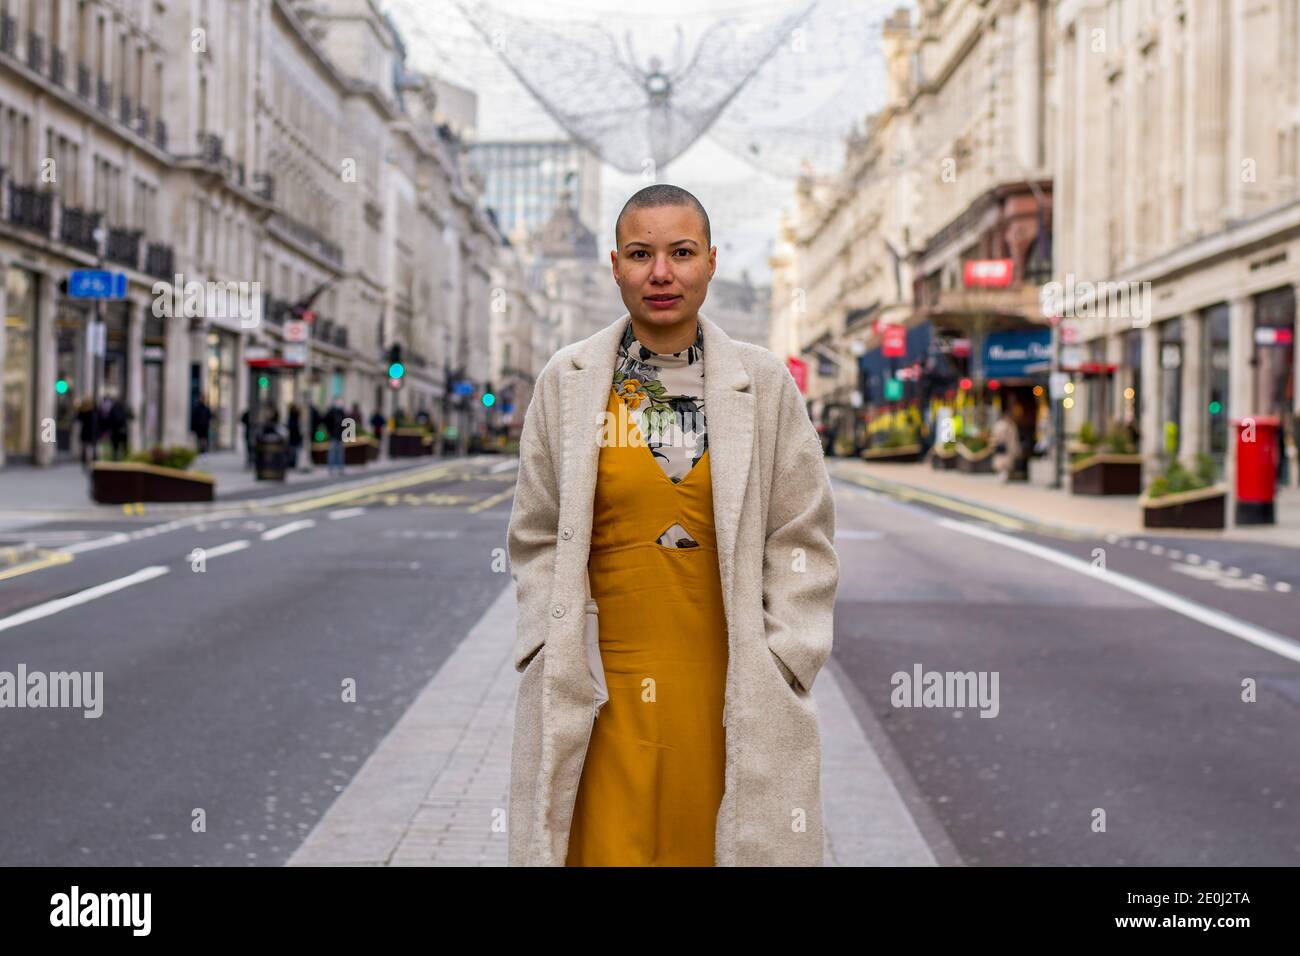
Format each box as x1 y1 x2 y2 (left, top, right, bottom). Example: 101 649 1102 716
255 425 288 481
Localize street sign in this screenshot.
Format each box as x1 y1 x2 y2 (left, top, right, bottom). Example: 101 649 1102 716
453 380 475 396
884 378 904 401
68 270 127 300
284 319 308 343
1049 371 1069 399
283 343 307 366
962 259 1014 288
882 324 906 357
1060 345 1085 369
87 320 106 357
1061 319 1081 345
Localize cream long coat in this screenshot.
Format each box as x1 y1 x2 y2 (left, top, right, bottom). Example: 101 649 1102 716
506 311 839 866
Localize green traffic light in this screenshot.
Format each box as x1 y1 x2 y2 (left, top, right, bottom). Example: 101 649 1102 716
314 429 326 442
1208 400 1222 415
55 379 69 395
388 362 405 379
258 375 269 389
482 393 495 407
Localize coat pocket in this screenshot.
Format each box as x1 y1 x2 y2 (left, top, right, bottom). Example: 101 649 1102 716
516 638 545 674
769 647 802 695
584 599 609 716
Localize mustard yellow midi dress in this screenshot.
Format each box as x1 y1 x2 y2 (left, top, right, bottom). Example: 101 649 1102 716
564 385 729 866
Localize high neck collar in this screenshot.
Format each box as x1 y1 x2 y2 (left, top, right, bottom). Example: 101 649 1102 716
619 318 704 367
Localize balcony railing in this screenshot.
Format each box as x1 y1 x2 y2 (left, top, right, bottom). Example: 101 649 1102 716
26 31 42 72
144 242 174 279
198 132 223 165
7 182 54 236
50 48 65 86
105 227 142 270
77 62 90 99
136 107 150 138
154 118 167 151
0 16 14 56
119 94 132 126
252 173 275 202
96 78 111 112
59 206 102 254
271 213 343 268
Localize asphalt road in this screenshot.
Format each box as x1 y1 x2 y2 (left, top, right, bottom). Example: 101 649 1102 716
0 457 1296 865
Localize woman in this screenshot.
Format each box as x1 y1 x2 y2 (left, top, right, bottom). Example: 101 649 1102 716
506 185 838 867
991 402 1021 482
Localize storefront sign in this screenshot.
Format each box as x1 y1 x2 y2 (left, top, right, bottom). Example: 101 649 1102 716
882 324 906 357
1255 326 1294 346
962 259 1014 288
982 329 1052 378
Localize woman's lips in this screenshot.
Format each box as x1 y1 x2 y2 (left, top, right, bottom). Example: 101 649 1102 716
645 295 681 310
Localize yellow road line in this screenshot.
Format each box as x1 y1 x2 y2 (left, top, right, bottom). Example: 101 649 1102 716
835 471 1030 532
467 486 516 514
0 550 74 582
278 464 458 513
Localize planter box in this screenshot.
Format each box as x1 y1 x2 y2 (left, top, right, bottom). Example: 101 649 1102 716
366 439 380 462
311 440 372 466
1140 484 1227 529
1070 453 1142 495
931 447 959 470
92 462 214 503
956 443 994 473
389 427 427 458
861 443 924 463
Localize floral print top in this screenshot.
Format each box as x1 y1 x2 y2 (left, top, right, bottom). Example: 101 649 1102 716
611 318 708 548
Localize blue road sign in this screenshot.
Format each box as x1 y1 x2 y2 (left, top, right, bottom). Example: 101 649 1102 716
68 270 128 300
453 380 475 396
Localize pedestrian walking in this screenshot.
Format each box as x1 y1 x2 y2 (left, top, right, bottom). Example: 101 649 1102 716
191 398 212 454
240 408 255 468
369 410 386 454
76 397 96 467
286 402 303 469
108 395 130 461
506 185 837 867
991 404 1020 483
324 399 346 475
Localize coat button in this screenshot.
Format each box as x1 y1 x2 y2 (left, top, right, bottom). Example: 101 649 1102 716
552 603 566 618
560 526 573 539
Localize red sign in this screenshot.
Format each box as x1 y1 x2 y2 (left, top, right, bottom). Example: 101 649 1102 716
951 337 971 357
963 259 1015 288
787 356 808 393
882 324 906 357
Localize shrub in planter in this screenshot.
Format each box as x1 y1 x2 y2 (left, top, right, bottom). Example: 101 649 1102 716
1140 453 1224 528
128 445 198 471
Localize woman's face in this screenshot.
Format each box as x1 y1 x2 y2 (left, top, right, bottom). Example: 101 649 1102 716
611 204 716 333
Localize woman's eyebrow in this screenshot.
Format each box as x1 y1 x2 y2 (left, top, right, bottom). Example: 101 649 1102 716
624 238 699 249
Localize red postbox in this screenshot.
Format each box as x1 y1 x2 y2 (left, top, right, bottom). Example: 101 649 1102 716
1233 416 1280 524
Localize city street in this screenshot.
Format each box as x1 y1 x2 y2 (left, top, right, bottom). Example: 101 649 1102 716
1 458 1296 866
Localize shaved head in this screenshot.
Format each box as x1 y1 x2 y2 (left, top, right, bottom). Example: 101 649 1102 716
615 184 711 250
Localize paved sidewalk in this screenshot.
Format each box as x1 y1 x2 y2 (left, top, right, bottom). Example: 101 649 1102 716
287 581 937 867
829 455 1300 548
0 448 470 515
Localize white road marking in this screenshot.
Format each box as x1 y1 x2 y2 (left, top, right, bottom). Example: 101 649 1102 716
0 566 170 634
261 520 315 541
60 533 132 554
329 508 366 520
837 529 884 540
489 459 518 473
937 518 1300 665
199 540 250 559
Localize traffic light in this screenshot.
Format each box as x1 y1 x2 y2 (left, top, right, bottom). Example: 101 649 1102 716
481 381 495 407
387 343 404 388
